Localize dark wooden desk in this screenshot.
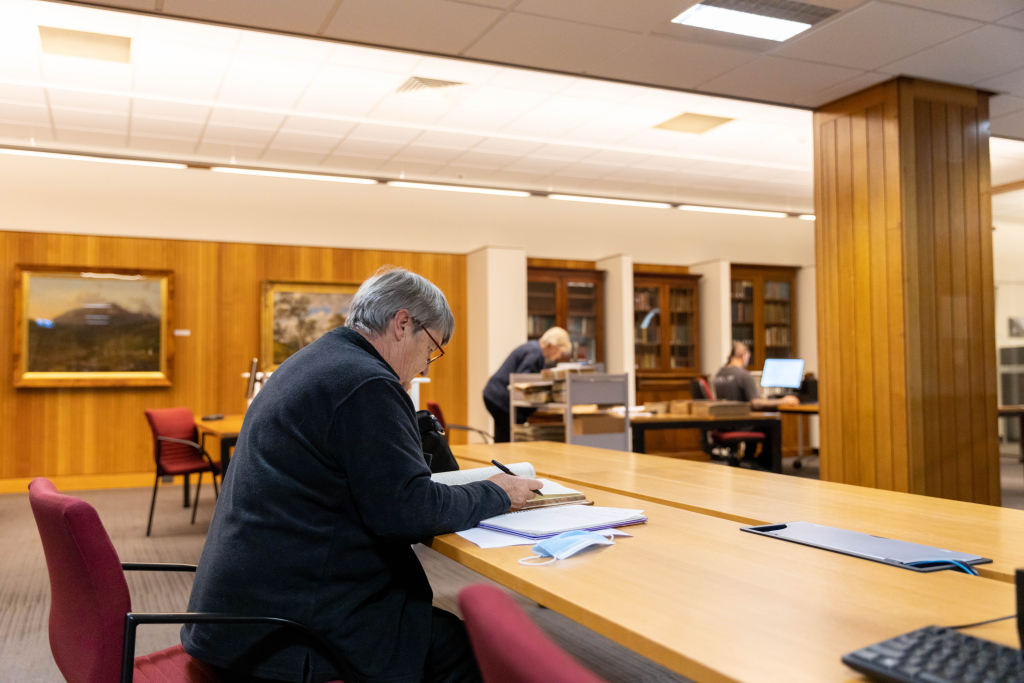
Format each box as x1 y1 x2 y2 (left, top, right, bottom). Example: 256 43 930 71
195 414 245 471
631 413 783 472
778 403 818 466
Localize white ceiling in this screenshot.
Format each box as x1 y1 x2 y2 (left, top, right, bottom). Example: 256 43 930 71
56 0 1024 141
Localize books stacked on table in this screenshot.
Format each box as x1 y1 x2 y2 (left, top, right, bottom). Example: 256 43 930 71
513 423 566 442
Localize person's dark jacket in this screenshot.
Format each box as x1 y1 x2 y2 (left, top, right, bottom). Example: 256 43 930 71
482 340 546 412
181 327 511 683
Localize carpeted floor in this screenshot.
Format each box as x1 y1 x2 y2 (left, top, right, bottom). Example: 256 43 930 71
0 482 690 683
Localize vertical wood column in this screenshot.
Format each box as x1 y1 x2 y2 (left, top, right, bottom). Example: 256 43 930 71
814 77 999 504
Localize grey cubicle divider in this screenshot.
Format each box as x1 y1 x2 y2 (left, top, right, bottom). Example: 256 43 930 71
565 373 631 452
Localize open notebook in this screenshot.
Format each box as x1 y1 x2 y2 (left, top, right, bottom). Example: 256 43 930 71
478 506 647 540
431 463 592 510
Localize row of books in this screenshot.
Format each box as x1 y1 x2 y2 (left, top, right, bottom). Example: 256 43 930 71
766 326 792 346
636 352 661 370
634 289 658 311
732 280 754 299
635 327 660 344
513 423 566 443
528 315 556 337
764 302 791 324
567 316 595 336
732 301 753 324
668 290 693 312
765 281 791 300
669 324 691 344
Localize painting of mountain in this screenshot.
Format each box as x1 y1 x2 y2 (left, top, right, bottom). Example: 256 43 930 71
262 281 357 370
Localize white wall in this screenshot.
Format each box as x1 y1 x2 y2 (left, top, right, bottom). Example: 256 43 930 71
689 259 731 375
466 246 527 438
596 254 635 406
0 155 815 268
797 266 818 375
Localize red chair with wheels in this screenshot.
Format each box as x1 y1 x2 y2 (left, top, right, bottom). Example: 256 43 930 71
426 402 494 443
459 584 609 683
143 408 221 536
690 378 765 467
27 478 353 683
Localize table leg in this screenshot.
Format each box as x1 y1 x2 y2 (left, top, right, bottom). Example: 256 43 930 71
183 473 190 508
632 426 646 454
221 437 236 473
1018 415 1024 463
767 420 783 474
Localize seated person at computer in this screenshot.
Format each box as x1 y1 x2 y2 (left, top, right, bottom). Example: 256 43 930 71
483 327 572 443
181 266 541 683
713 342 798 469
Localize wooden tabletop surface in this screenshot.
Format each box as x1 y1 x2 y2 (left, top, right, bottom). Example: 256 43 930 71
194 414 245 437
453 442 1024 583
777 403 820 413
429 480 1018 683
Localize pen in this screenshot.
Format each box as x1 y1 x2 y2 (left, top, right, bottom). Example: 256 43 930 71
491 459 543 495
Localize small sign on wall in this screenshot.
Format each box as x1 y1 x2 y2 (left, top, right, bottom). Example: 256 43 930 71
1010 317 1024 338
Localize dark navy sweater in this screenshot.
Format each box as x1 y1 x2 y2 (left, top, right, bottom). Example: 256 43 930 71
482 340 546 412
181 327 510 683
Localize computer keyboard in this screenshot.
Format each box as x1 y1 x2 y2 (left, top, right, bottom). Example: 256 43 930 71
842 626 1024 683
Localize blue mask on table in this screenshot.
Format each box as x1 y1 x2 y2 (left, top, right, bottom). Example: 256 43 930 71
518 530 615 566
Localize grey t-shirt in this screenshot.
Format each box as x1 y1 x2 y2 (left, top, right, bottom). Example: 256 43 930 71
713 365 759 402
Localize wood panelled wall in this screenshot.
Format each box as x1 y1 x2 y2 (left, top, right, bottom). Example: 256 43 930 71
0 230 468 483
814 77 999 504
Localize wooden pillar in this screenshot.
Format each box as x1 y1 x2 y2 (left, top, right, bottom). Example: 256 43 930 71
814 77 999 504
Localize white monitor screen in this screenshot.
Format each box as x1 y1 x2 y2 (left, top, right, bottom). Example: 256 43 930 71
760 359 805 389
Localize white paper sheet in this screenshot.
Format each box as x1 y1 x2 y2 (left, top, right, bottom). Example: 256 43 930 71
456 527 633 549
536 479 580 496
431 463 536 486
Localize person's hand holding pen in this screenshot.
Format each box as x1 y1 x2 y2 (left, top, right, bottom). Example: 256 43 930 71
486 460 544 512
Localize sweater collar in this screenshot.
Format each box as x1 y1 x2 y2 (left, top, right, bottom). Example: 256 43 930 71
336 326 401 381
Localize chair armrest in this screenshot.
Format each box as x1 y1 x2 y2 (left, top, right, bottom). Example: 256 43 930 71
446 424 493 443
121 563 197 572
121 612 358 683
155 437 220 471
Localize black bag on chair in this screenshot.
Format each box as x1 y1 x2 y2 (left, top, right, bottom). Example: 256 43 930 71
417 410 459 473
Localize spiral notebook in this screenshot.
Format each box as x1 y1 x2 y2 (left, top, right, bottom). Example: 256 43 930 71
478 506 647 540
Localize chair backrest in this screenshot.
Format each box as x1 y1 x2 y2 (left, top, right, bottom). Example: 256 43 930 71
426 402 447 432
28 478 131 683
690 377 714 400
144 407 200 466
459 584 608 683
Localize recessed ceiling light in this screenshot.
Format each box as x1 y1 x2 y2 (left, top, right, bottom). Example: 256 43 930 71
679 205 787 218
38 26 131 63
387 181 529 197
210 167 377 184
549 195 672 209
655 112 733 134
672 0 829 42
798 214 816 220
0 147 184 168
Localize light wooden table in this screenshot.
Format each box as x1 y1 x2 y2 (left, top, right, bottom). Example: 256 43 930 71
195 414 245 470
777 403 818 467
631 412 783 471
429 480 1019 683
454 442 1024 583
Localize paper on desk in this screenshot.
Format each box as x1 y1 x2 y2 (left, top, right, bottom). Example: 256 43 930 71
536 479 580 496
457 527 632 549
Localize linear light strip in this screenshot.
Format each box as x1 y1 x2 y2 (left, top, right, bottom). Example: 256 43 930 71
798 214 816 220
0 147 186 168
679 204 788 218
0 77 808 173
673 5 811 42
210 167 377 184
548 194 671 209
386 181 529 196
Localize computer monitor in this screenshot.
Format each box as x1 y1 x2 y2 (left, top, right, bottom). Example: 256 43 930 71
760 358 805 389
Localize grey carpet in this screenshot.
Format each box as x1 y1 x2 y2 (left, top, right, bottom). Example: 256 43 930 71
0 482 690 683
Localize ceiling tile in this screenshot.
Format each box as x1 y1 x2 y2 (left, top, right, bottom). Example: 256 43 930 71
347 123 422 143
195 141 264 160
414 130 488 148
450 150 516 169
499 117 579 137
267 131 341 153
376 159 445 177
593 35 757 91
55 129 128 147
993 109 1024 140
465 13 640 74
776 3 980 71
699 57 864 105
217 53 321 107
365 98 451 125
207 108 285 129
136 14 238 49
392 144 464 164
0 102 51 126
486 169 550 186
1001 10 1024 28
132 41 231 100
513 0 690 33
46 90 131 114
128 134 196 154
131 100 211 121
279 116 357 137
50 108 129 132
321 154 388 172
503 156 574 173
130 115 205 138
890 0 1024 22
259 148 330 167
236 31 333 61
793 72 891 108
201 123 276 146
558 162 613 179
0 122 54 142
880 25 1024 84
0 83 46 105
982 68 1024 99
993 95 1024 120
30 1 139 36
334 137 407 158
531 143 597 161
432 164 500 183
324 0 503 54
472 138 544 155
40 57 133 90
162 0 339 34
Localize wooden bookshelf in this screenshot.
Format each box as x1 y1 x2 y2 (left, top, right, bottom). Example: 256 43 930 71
527 267 604 363
730 265 798 372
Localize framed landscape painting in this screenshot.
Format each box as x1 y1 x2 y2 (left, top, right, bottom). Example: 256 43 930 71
13 266 173 388
261 281 358 371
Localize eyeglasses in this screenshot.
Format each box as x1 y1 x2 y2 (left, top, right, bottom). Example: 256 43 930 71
413 320 445 365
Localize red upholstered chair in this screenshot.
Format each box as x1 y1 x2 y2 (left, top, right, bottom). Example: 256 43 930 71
459 584 609 683
27 478 352 683
690 378 765 466
144 408 222 536
426 401 493 443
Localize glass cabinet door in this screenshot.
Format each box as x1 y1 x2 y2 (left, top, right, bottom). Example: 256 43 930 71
669 287 695 369
764 279 792 359
566 281 597 361
634 286 661 370
527 281 557 340
731 278 755 365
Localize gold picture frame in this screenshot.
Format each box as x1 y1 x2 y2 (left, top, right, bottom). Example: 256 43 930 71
261 280 358 371
13 266 174 388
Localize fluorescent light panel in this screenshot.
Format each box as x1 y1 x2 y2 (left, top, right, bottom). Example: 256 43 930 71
672 4 811 41
210 167 377 184
680 205 788 218
0 147 185 168
798 214 816 220
386 181 529 197
548 194 671 209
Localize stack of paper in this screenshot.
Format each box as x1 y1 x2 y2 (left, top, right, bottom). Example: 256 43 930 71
478 506 647 540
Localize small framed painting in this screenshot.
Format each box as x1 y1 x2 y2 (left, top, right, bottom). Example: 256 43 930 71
1010 317 1024 338
13 266 173 388
261 281 358 371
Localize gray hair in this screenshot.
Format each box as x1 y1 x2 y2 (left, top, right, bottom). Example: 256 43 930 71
345 266 455 344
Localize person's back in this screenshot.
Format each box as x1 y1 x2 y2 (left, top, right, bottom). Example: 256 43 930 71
713 364 759 402
482 340 545 412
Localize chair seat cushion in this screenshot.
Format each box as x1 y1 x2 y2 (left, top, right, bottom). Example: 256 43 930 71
134 645 219 683
159 457 222 476
711 431 764 443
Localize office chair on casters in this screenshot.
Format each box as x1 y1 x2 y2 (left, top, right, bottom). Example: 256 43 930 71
459 584 609 683
143 408 222 536
689 378 765 467
426 402 494 443
27 478 352 683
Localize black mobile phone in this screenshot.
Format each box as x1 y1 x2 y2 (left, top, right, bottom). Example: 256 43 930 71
201 414 224 421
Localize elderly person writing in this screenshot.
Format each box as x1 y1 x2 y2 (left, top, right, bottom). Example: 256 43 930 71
181 267 541 683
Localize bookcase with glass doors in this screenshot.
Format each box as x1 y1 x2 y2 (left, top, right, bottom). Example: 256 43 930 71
730 265 798 372
526 267 604 363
